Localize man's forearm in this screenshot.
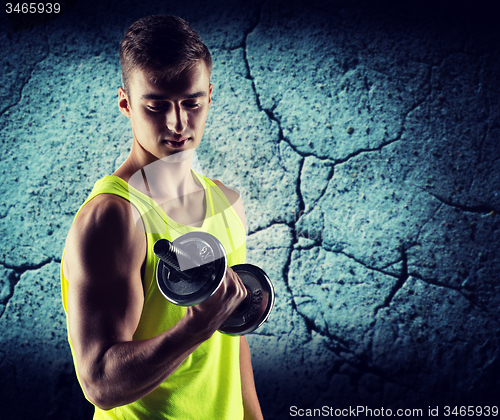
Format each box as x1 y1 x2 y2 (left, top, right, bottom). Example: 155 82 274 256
77 314 209 410
240 337 264 420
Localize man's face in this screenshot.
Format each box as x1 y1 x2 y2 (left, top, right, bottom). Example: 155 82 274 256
119 61 212 160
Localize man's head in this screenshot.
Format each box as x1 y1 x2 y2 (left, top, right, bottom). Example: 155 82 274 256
118 16 213 162
119 15 212 97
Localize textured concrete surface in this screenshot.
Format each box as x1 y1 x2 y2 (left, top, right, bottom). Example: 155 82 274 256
1 0 499 418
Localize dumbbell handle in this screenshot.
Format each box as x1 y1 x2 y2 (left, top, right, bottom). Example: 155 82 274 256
154 238 242 297
153 239 186 272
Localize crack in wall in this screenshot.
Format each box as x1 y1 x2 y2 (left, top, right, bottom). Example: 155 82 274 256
283 64 435 210
331 249 401 279
239 1 333 176
409 270 500 328
294 158 306 215
0 27 50 117
296 306 376 379
286 241 407 379
423 189 498 215
239 8 323 351
241 3 263 89
473 74 491 170
374 247 409 315
307 163 335 210
239 11 500 379
288 48 496 236
414 202 444 243
331 62 433 168
1 257 56 275
0 257 57 319
236 6 498 407
0 203 14 220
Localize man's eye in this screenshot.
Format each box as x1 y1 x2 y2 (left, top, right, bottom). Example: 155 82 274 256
183 102 200 109
148 105 165 112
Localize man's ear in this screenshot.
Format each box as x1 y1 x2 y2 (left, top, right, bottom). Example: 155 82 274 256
118 87 131 118
208 83 213 106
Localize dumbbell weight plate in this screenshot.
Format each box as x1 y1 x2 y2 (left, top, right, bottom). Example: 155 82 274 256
156 232 227 306
219 264 275 336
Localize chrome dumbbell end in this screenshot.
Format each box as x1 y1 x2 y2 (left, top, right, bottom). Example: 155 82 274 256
219 264 275 336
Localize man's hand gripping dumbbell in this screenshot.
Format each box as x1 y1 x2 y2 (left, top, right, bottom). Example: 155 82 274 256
153 232 274 335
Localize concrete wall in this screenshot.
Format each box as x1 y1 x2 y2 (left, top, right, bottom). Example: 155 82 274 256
1 0 499 418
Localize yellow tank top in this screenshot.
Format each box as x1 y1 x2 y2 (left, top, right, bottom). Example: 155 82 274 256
61 172 247 419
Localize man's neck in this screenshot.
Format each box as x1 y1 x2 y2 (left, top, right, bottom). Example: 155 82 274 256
140 157 199 203
114 142 202 205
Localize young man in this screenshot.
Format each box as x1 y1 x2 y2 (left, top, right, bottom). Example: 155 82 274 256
61 15 264 419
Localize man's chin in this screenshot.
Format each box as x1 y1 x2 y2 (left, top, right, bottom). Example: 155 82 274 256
161 148 195 163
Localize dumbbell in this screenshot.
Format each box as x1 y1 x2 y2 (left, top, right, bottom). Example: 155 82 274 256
153 231 274 335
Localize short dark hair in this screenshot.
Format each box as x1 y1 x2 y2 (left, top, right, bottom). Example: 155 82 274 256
119 15 212 94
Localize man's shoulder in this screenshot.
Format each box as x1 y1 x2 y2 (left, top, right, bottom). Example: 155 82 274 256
70 193 140 247
63 191 146 283
77 193 132 225
211 179 246 232
211 179 240 203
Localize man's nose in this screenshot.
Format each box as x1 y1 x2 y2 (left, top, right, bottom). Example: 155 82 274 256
166 105 187 134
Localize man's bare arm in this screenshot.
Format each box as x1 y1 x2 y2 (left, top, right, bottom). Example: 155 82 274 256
241 336 264 420
64 194 246 410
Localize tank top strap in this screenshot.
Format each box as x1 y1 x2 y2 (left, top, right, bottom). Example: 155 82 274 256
193 171 216 218
82 175 174 241
193 173 246 263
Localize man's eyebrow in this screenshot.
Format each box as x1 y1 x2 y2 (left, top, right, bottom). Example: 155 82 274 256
186 91 207 99
141 91 207 100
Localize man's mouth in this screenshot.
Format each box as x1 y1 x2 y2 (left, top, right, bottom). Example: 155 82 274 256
164 137 190 148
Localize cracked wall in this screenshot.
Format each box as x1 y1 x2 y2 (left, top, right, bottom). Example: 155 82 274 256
1 0 499 418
